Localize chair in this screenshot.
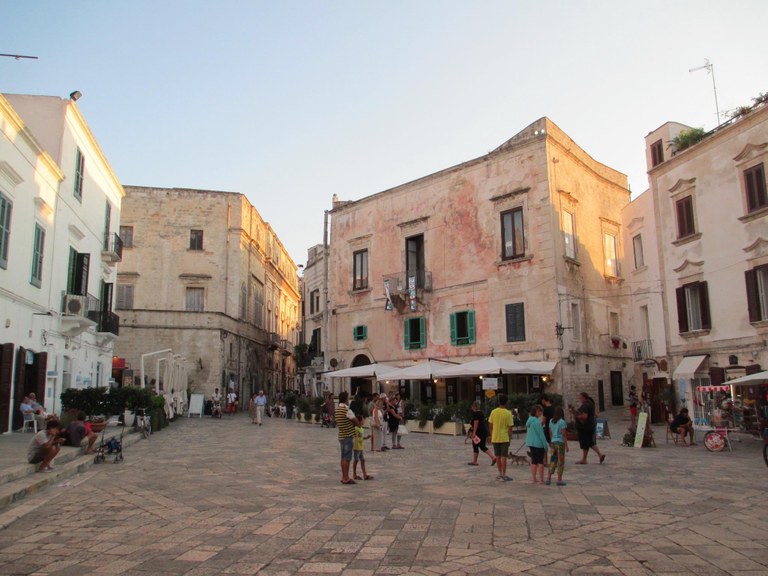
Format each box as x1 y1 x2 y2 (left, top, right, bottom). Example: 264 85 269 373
665 415 678 445
21 412 38 433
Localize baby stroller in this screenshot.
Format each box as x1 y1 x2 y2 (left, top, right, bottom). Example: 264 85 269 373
93 422 124 464
321 408 335 428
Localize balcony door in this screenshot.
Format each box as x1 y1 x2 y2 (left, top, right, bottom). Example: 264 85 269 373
406 234 424 289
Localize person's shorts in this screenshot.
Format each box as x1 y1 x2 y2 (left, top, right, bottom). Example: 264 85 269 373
492 442 510 458
472 435 488 453
578 428 595 450
529 446 546 465
339 436 354 461
28 449 44 464
353 449 364 462
630 405 638 416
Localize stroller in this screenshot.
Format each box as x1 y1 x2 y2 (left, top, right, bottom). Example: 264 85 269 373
321 407 335 428
93 421 124 464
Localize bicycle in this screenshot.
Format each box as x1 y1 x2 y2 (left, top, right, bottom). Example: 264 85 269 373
135 408 151 439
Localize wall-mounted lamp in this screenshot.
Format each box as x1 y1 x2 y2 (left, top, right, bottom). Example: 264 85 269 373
69 91 82 101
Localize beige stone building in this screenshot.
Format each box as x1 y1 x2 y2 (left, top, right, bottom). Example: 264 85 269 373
114 186 300 403
645 101 768 410
325 118 631 408
297 244 326 396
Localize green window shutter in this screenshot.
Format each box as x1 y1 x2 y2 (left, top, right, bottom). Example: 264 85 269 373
468 311 476 344
449 313 457 345
419 317 426 349
362 325 367 340
404 319 410 349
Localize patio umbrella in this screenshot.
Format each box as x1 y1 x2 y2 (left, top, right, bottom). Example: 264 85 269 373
436 357 556 378
325 363 399 380
385 360 458 381
725 370 768 386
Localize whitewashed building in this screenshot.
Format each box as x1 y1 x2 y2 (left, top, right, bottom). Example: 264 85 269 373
0 94 124 432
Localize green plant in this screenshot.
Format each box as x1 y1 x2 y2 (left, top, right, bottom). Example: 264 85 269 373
729 105 752 120
670 127 706 153
60 387 108 417
752 92 768 106
432 410 447 429
284 391 298 408
417 404 431 429
297 397 312 420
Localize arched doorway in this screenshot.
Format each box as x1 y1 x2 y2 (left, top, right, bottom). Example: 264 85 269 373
350 354 373 397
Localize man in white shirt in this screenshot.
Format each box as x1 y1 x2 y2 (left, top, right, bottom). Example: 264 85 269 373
255 390 268 425
226 389 237 415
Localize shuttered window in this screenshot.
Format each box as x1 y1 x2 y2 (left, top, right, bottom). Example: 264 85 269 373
675 281 711 333
404 317 426 350
450 310 476 346
30 224 45 288
744 163 767 213
745 265 768 322
0 193 11 269
505 303 526 342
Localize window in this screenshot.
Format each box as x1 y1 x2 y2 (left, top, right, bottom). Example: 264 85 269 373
189 229 204 250
603 232 619 277
253 282 264 326
74 148 84 202
353 325 367 341
562 210 576 260
501 207 525 260
353 249 368 290
406 234 426 288
67 248 90 296
570 302 581 340
404 317 426 349
676 281 711 332
30 223 45 287
309 289 320 315
744 163 767 213
746 264 768 322
120 226 134 248
185 287 204 311
610 312 619 336
505 303 525 342
450 310 476 346
103 201 112 250
676 196 696 239
650 139 664 167
632 234 645 269
116 284 134 310
0 193 11 269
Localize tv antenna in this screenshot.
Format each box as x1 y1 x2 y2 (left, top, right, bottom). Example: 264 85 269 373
0 53 39 60
689 59 721 127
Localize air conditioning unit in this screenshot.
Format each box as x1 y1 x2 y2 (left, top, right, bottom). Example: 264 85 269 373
62 294 87 316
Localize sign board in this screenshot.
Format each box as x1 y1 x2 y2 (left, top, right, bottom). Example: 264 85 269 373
483 377 498 390
188 393 205 418
633 412 648 448
595 418 610 439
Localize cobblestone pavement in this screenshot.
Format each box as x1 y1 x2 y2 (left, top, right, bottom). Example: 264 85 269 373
0 411 766 576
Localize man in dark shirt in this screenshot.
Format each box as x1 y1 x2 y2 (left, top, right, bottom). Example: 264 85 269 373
575 392 605 465
65 411 98 454
670 408 696 446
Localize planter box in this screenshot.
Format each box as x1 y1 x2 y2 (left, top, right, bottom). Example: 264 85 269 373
407 420 432 434
432 421 464 436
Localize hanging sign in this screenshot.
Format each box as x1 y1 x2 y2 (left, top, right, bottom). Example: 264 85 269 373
384 280 393 311
482 377 498 390
408 275 417 311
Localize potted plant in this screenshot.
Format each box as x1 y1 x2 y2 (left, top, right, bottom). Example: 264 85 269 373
297 397 312 422
284 391 297 419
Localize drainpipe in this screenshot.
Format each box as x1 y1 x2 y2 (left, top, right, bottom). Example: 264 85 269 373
322 209 331 394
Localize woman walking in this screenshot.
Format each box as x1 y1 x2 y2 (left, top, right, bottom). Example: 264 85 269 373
546 407 568 486
467 400 495 466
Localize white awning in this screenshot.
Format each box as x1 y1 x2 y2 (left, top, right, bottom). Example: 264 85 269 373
672 355 708 379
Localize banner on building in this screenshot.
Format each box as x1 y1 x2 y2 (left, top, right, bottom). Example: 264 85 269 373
384 279 393 311
408 275 417 311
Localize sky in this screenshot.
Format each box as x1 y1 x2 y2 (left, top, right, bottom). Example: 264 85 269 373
3 1 767 265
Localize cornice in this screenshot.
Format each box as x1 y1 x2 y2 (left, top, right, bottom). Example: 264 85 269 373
733 141 768 163
673 259 704 273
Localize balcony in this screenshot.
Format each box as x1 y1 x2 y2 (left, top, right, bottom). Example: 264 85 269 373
382 270 433 294
60 292 97 336
102 232 123 264
280 339 292 356
267 332 281 351
87 310 120 336
631 339 654 362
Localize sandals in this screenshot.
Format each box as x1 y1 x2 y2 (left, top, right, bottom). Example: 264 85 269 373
467 462 479 466
364 475 374 480
340 479 356 485
491 458 497 466
599 455 606 464
354 475 363 480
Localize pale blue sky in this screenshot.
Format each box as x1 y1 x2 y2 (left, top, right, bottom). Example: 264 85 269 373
3 1 766 263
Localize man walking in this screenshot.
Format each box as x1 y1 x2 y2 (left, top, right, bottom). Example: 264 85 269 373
488 394 514 481
335 391 360 485
255 390 268 426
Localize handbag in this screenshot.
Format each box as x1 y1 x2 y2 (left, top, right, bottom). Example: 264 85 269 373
398 424 408 435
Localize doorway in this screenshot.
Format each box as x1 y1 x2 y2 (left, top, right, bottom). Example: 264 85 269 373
610 371 623 407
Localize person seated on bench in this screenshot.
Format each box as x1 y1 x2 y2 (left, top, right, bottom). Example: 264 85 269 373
670 408 696 446
27 420 65 472
64 411 98 454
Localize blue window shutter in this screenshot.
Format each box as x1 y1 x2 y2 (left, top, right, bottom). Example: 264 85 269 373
450 313 457 345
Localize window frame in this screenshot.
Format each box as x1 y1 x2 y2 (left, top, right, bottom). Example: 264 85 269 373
120 225 134 248
505 302 526 343
74 148 84 202
500 207 525 260
744 163 767 213
450 310 476 346
650 139 664 167
675 281 711 333
310 289 320 315
0 192 11 269
30 223 45 288
562 209 576 260
189 229 204 251
603 232 620 277
116 284 135 310
404 317 426 350
353 249 369 291
745 264 768 323
632 233 645 269
353 325 368 341
675 195 696 239
185 287 205 312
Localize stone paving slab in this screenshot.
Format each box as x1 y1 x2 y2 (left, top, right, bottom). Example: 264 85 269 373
0 410 765 575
